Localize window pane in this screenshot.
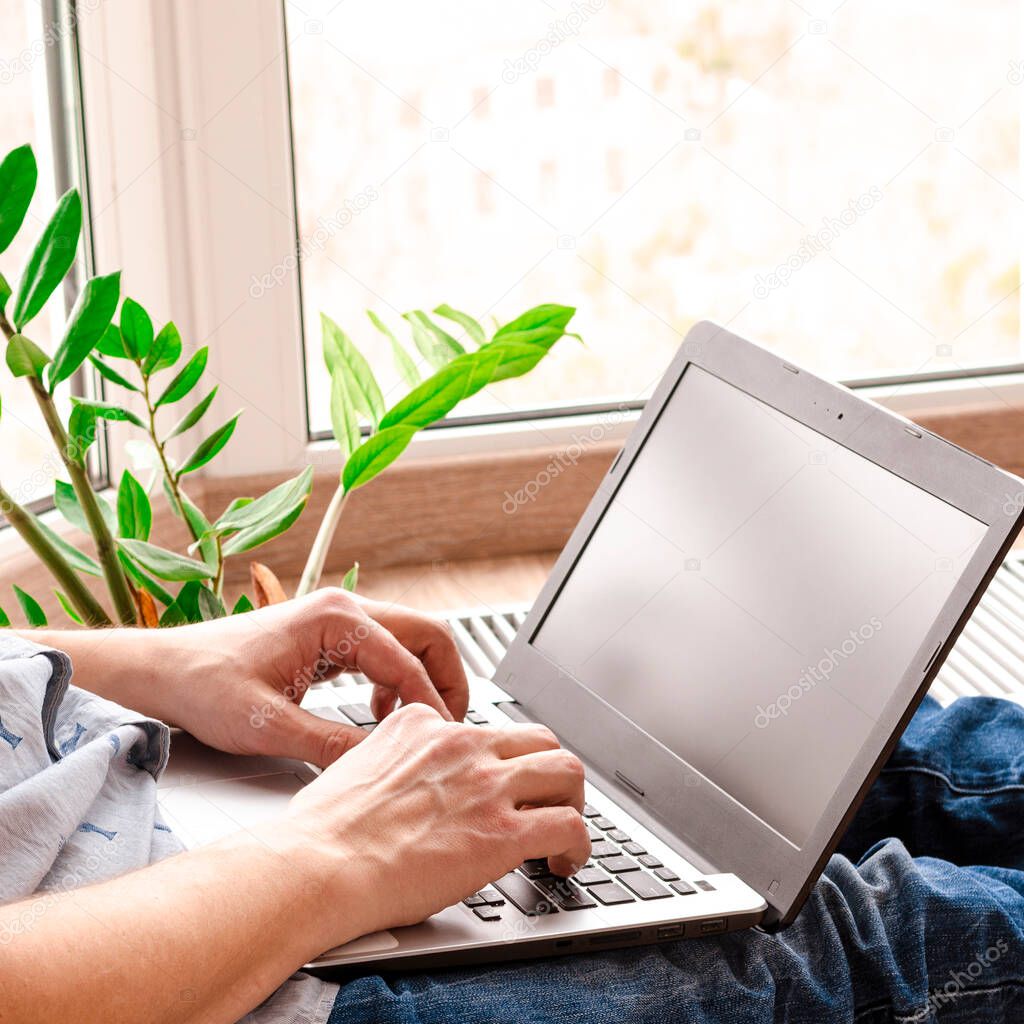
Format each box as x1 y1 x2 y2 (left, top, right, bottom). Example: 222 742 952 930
0 0 83 505
287 1 1021 435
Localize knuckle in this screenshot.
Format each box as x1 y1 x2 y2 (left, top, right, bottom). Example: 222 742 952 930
315 587 360 618
319 728 360 764
557 750 585 783
533 725 560 749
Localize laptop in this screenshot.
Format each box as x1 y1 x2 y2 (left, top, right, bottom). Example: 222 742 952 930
157 321 1024 971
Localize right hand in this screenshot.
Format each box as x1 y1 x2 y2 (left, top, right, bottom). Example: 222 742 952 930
286 702 591 948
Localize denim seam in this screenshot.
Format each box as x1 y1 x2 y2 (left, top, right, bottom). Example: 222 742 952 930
880 763 1024 796
890 979 1024 1022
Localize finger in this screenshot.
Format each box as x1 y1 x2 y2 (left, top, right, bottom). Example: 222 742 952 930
268 703 366 767
520 806 591 878
352 618 453 720
489 723 561 759
508 750 585 813
370 683 398 722
359 600 470 721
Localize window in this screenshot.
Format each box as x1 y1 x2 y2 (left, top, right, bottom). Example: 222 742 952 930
285 1 1021 439
0 0 94 508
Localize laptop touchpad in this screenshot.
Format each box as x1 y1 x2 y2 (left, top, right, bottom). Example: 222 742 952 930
158 772 306 847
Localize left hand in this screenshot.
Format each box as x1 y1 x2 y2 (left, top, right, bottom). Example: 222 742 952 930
136 589 469 766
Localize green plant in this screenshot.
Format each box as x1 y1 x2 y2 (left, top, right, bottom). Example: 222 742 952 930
0 143 312 627
297 302 578 594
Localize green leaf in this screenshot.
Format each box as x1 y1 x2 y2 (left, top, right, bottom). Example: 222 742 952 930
0 604 10 628
55 479 117 536
158 581 225 626
403 310 466 369
155 347 207 407
0 271 11 312
0 144 37 255
47 271 121 391
341 561 359 592
67 403 98 462
174 490 217 571
321 313 385 425
70 398 145 429
231 594 254 615
119 297 153 360
378 358 473 431
118 539 214 581
218 467 314 556
329 368 361 461
164 386 217 441
492 303 576 346
367 310 420 388
119 552 173 607
89 354 139 393
342 424 416 493
434 303 486 345
6 333 51 379
176 412 240 476
144 321 181 375
54 591 83 625
13 585 47 627
35 515 101 577
117 470 152 541
95 323 127 358
12 188 82 329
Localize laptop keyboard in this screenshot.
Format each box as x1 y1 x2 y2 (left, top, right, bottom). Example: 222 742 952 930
333 702 716 925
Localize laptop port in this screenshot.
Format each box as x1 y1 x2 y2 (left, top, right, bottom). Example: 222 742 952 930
590 929 641 946
656 923 684 940
699 918 726 935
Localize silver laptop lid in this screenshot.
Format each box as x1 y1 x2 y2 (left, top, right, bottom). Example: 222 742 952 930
495 322 1024 927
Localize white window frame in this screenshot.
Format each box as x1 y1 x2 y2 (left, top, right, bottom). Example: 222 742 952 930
75 0 1024 486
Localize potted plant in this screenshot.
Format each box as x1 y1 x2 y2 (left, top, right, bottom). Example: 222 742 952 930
0 142 578 627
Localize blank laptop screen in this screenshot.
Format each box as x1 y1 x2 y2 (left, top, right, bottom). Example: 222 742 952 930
532 365 987 847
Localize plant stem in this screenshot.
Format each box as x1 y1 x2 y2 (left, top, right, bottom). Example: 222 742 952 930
28 378 137 625
297 484 349 596
213 535 225 599
140 373 200 543
0 482 112 626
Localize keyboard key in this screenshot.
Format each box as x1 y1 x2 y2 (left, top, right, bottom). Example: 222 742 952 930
621 842 646 857
601 856 641 874
592 882 635 905
638 854 663 869
592 817 616 831
466 710 489 725
608 829 631 843
478 887 505 906
360 723 376 733
493 873 559 917
671 881 697 896
520 859 552 879
473 905 502 921
590 840 618 859
696 880 716 892
586 824 604 841
654 867 680 882
582 804 601 818
337 703 376 726
619 872 672 900
573 867 611 886
534 876 597 910
463 894 485 907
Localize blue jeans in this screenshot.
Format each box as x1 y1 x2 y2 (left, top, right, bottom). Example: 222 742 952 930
327 697 1024 1022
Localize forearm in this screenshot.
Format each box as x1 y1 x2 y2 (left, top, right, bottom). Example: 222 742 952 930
17 627 219 726
0 823 358 1024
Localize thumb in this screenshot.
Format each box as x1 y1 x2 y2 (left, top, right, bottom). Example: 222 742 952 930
270 703 366 767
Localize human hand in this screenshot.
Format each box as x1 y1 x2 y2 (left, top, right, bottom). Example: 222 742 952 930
287 703 591 946
133 589 470 766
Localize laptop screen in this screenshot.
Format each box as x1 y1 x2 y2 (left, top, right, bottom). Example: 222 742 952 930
532 364 987 848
